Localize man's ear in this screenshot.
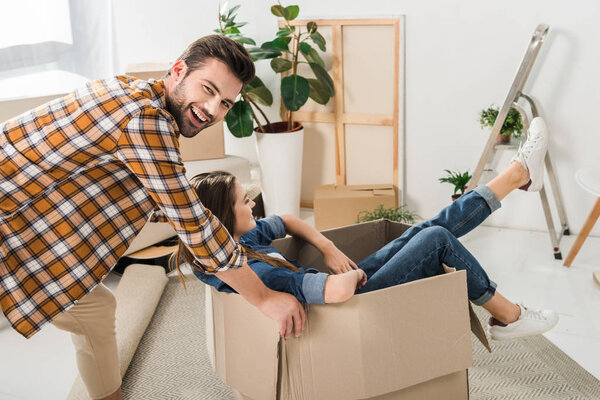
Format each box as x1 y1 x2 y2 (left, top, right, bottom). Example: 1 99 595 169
170 60 188 83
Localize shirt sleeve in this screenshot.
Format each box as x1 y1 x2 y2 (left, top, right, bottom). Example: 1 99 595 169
240 215 287 246
116 107 245 274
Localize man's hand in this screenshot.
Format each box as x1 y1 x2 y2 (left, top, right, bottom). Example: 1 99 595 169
323 242 359 274
216 263 306 338
257 290 306 338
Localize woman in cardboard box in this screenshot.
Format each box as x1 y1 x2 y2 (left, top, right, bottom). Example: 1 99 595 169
169 118 557 341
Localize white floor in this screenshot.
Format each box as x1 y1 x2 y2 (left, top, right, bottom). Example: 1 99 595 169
1 212 599 400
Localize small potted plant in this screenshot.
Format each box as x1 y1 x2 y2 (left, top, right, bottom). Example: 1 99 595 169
356 204 418 225
217 3 334 216
479 106 523 144
439 169 472 201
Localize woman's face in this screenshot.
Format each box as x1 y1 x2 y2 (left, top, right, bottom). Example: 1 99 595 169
232 180 256 239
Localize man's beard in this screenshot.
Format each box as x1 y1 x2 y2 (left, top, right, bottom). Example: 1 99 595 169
165 80 212 138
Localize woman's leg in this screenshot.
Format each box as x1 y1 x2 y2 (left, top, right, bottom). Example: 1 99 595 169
358 185 501 279
357 226 531 328
357 226 497 305
358 160 530 280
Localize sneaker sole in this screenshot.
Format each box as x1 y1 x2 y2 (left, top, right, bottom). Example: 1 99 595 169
489 317 558 341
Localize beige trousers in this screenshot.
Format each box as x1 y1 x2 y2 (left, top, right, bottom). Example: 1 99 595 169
52 283 121 399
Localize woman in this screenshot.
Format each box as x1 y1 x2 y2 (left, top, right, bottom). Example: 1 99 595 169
173 118 558 341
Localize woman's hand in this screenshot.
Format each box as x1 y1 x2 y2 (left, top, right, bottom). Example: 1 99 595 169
323 269 367 304
323 241 359 274
279 214 359 274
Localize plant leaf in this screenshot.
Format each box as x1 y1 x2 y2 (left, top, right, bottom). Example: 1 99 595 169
262 37 290 51
227 4 241 19
284 5 299 20
277 26 292 37
309 62 334 96
225 101 254 138
306 21 317 34
270 57 292 73
246 86 273 106
223 27 241 34
310 31 326 51
281 74 310 111
247 46 281 61
246 76 266 91
299 42 311 55
228 35 256 45
302 47 325 68
307 78 330 105
271 5 285 17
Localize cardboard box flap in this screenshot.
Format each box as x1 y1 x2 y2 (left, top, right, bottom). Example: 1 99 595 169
316 184 395 199
279 271 473 400
372 189 394 196
442 264 491 353
209 288 281 400
349 184 395 193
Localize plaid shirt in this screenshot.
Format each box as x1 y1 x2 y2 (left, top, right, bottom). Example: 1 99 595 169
0 76 246 338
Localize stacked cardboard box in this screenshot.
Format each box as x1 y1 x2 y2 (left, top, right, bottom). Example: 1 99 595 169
205 220 489 400
313 184 398 230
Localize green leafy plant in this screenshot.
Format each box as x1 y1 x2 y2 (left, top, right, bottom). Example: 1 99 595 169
479 106 524 140
216 5 275 137
356 204 418 225
438 169 472 196
217 2 334 137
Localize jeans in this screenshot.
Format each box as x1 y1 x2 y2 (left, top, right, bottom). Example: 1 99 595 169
356 185 501 306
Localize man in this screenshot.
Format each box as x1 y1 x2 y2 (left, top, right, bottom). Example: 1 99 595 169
0 35 305 400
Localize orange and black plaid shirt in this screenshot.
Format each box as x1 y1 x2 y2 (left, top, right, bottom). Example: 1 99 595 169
0 76 246 338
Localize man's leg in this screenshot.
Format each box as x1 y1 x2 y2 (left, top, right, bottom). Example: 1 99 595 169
52 283 122 400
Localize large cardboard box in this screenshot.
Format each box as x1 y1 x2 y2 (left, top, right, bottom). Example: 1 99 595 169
314 184 398 231
126 64 225 161
205 220 489 400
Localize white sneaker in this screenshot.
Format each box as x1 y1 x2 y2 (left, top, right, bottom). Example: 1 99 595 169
510 117 548 192
487 303 558 341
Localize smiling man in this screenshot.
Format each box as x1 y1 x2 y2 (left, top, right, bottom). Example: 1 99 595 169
0 35 305 400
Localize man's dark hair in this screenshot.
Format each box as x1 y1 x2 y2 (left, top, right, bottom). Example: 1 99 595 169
166 35 255 85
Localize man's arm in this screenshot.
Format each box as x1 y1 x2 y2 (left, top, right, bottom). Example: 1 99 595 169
216 263 306 338
117 110 305 335
280 214 358 274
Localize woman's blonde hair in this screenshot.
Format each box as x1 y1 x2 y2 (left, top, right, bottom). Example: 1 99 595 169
169 171 297 288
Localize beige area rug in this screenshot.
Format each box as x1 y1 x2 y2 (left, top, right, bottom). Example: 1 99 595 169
118 277 600 400
470 306 600 400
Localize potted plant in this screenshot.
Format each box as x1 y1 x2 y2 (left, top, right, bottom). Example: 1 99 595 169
439 169 472 201
217 3 334 216
356 204 418 225
479 106 523 144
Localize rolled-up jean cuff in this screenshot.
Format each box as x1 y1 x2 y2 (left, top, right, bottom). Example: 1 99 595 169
474 185 502 213
302 272 329 304
472 280 498 306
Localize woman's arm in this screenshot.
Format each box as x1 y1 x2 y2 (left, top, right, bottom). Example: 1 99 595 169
279 214 359 274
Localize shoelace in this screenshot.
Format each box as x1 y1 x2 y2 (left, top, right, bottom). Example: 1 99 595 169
519 132 543 159
521 305 547 321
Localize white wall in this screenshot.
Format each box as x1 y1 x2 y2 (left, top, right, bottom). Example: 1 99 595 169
112 0 600 238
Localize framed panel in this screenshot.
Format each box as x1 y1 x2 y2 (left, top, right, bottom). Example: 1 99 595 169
282 18 404 206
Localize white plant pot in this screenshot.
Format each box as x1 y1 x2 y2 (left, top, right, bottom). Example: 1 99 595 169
255 126 304 217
